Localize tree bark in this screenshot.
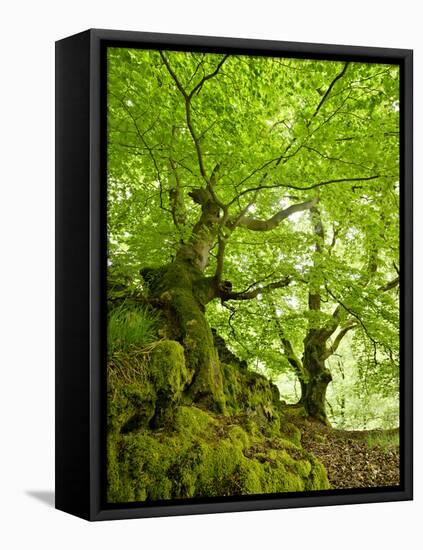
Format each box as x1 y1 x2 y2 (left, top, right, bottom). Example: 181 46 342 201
176 187 221 271
141 253 225 412
301 331 332 424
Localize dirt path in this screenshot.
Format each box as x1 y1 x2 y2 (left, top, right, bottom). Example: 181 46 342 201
290 417 400 489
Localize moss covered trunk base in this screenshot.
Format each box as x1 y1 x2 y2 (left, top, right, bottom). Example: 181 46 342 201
141 259 225 411
301 339 333 425
301 374 332 425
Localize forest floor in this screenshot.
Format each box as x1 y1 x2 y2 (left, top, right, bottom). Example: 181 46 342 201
288 414 400 489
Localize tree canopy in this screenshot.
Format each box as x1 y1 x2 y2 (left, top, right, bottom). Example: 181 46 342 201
107 47 400 429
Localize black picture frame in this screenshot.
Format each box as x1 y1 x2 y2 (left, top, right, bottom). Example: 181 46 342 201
55 28 413 521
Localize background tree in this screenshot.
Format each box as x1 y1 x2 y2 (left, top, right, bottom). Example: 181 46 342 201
272 203 399 424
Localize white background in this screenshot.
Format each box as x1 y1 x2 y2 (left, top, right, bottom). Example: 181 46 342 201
0 1 420 548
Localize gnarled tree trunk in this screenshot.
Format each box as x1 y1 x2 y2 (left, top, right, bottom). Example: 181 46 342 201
298 207 333 424
300 377 332 425
141 188 226 411
141 259 225 411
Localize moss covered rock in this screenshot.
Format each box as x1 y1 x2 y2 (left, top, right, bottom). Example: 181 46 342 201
107 328 330 503
108 378 156 434
107 404 330 502
149 340 189 401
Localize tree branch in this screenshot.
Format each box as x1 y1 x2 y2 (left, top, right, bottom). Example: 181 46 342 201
160 52 228 197
303 144 374 171
324 321 357 359
185 98 209 181
214 235 227 283
234 196 319 232
220 277 291 302
214 206 231 283
229 175 381 205
310 62 350 121
325 286 378 346
160 52 209 185
378 276 399 292
278 330 306 381
114 94 172 216
230 145 304 198
189 55 229 99
329 222 341 253
308 206 324 312
159 51 188 99
168 156 187 228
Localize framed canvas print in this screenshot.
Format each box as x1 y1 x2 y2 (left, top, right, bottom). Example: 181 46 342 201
55 29 413 521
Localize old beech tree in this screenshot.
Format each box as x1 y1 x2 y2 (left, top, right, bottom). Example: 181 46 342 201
107 49 400 423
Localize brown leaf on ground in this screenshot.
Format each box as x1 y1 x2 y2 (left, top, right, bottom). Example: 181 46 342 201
289 417 400 489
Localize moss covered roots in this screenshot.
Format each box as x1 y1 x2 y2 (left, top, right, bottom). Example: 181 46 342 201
107 337 330 502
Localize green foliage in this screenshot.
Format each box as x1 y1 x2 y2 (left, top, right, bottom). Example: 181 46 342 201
107 304 160 355
325 338 400 430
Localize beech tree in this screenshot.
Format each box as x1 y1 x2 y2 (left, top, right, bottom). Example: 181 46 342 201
107 48 399 422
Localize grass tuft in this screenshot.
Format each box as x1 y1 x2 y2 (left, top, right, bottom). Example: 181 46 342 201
366 430 399 451
108 304 161 356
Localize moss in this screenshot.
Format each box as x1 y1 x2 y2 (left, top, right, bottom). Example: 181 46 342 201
221 362 242 408
117 434 173 501
295 458 312 478
221 362 281 424
196 439 252 496
240 413 260 435
280 421 302 447
171 288 225 410
285 404 308 418
144 261 226 411
107 403 330 502
149 340 189 401
304 454 331 491
261 465 305 493
235 461 264 494
108 340 190 435
107 377 156 434
213 330 246 367
107 434 122 502
174 405 217 436
228 425 250 448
